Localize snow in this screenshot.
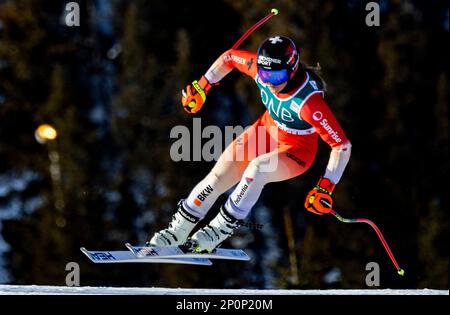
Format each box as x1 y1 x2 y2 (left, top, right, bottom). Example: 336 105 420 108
0 285 447 295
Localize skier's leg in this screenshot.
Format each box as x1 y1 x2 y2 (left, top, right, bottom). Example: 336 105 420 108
149 118 261 246
183 119 261 218
182 158 249 219
225 144 316 219
190 143 316 252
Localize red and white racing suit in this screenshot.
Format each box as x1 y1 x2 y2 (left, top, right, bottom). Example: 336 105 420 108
183 50 352 220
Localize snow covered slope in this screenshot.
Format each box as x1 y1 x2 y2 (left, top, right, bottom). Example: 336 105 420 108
0 285 447 295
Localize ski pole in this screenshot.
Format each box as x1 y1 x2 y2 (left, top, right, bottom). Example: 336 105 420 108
329 209 405 276
231 8 279 49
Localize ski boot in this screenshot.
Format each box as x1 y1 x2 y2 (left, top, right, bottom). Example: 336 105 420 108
147 200 200 247
185 205 241 253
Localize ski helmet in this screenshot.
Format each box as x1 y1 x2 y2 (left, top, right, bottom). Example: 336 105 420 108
257 36 300 85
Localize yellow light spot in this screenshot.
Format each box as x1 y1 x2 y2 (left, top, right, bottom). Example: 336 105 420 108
35 124 57 143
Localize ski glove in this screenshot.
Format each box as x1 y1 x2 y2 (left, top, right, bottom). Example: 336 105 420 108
305 177 336 215
181 76 215 114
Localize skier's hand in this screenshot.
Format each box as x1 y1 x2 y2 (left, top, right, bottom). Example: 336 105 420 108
305 177 335 215
181 76 215 114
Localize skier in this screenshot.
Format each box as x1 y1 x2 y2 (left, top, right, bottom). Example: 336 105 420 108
148 35 352 252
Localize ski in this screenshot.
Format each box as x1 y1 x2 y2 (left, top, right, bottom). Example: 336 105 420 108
80 247 212 265
125 243 250 261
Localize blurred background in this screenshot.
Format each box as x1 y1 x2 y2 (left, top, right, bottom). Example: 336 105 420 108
0 0 448 289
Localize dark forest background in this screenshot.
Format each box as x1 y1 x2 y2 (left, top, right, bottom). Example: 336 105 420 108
0 0 448 289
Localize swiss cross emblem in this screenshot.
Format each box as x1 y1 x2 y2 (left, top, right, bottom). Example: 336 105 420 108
269 36 283 44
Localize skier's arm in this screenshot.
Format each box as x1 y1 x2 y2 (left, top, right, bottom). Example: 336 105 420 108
300 93 352 184
300 93 351 215
204 49 257 83
182 50 257 114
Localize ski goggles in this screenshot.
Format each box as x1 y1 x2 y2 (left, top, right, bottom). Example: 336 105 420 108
257 68 289 85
